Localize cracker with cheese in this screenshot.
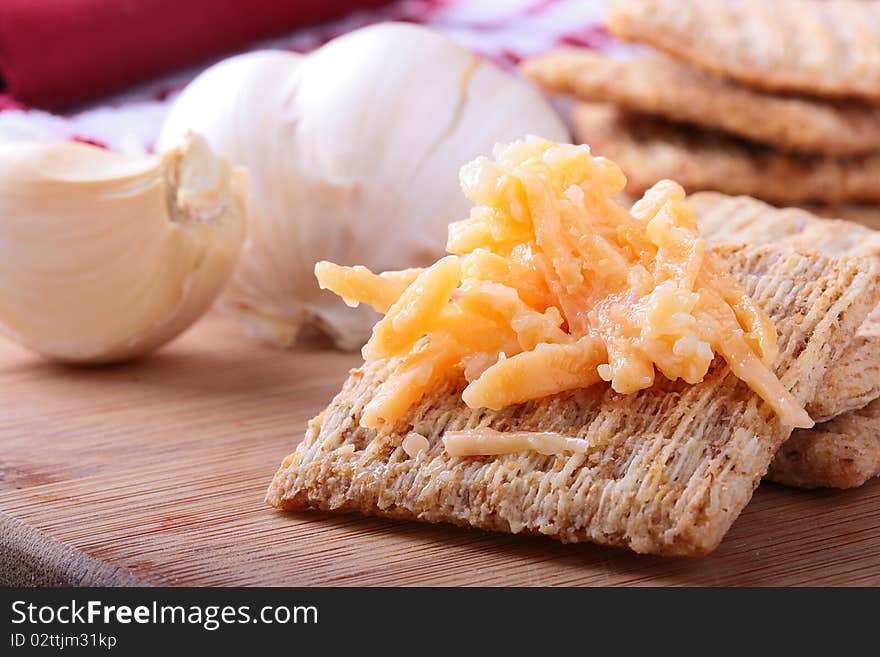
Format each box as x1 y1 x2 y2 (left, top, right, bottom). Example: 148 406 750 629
267 139 880 555
267 245 877 555
691 192 880 489
692 192 880 421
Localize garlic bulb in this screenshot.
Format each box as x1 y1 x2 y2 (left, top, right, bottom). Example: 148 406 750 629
159 22 569 350
0 133 245 363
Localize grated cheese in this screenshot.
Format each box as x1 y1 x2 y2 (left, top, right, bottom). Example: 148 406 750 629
402 432 430 458
443 429 592 457
315 137 812 436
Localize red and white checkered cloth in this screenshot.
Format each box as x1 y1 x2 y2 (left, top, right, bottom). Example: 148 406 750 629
0 0 608 154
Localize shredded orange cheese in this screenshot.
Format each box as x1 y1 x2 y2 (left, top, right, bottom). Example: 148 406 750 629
316 137 812 433
402 432 430 458
443 429 591 457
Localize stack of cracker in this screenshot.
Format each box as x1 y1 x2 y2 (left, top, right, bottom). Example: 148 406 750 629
521 0 880 229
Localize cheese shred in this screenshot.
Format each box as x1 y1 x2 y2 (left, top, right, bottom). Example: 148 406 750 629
316 137 812 438
443 429 591 457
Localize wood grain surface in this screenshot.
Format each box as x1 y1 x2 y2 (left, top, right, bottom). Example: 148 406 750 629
1 314 878 586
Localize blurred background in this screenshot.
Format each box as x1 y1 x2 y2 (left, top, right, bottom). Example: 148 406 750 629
0 0 606 152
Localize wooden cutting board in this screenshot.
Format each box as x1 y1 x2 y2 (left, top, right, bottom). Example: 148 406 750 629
1 313 878 586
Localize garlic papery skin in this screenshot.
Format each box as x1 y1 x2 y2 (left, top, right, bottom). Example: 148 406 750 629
158 22 569 351
0 133 245 364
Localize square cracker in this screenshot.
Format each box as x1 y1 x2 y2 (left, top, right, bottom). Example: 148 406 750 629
691 193 880 490
572 102 880 205
690 192 880 422
268 245 880 556
608 0 880 102
521 49 880 156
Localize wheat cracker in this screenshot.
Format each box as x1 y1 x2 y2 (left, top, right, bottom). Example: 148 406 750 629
522 49 880 156
573 103 880 205
268 245 880 555
608 0 880 102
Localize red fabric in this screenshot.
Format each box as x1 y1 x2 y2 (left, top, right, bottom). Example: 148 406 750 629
0 0 392 109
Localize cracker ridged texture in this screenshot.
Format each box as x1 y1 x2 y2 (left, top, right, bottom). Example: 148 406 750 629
521 49 880 156
691 193 880 257
608 0 880 102
692 192 880 490
812 325 880 419
268 245 880 556
573 103 880 205
691 192 880 422
768 399 880 489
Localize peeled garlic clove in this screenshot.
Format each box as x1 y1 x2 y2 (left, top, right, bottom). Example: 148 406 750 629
159 23 569 351
0 133 245 363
